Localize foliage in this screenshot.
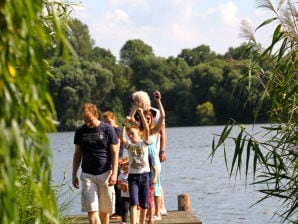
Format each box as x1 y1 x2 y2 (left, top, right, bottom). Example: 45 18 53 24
120 39 154 65
67 18 94 59
0 0 72 223
211 0 298 223
196 101 216 125
178 44 218 66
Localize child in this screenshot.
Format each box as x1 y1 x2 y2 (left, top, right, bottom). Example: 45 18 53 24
103 111 123 220
117 157 130 224
120 107 150 224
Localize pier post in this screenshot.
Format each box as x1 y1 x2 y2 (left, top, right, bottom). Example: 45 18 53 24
178 193 190 211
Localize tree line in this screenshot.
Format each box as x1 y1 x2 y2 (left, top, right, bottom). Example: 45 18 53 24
48 18 270 131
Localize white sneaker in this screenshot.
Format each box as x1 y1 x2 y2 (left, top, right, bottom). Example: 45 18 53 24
160 208 168 216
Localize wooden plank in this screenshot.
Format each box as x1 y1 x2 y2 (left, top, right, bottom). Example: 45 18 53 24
65 211 202 224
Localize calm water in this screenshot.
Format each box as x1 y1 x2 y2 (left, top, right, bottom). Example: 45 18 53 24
49 125 280 224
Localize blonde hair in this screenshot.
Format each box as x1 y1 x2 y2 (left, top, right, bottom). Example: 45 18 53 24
126 124 143 138
132 90 151 111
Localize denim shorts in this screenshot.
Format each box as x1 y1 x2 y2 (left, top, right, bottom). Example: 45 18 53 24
128 173 150 209
80 171 115 213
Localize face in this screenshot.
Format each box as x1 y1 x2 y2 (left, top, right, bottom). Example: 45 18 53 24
104 118 115 127
127 128 141 143
145 115 152 124
83 112 98 128
122 163 129 172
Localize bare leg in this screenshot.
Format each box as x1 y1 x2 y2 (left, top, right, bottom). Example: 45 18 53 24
148 205 155 223
99 211 109 224
154 195 161 219
160 186 167 216
130 205 138 224
139 208 148 224
88 211 100 224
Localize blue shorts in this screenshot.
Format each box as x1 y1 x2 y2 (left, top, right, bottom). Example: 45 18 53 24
128 173 150 209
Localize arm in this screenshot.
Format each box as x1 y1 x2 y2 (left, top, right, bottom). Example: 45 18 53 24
137 108 149 143
120 117 129 147
159 125 167 162
109 143 119 186
153 91 167 162
128 104 138 125
151 165 158 184
72 144 82 189
151 91 166 135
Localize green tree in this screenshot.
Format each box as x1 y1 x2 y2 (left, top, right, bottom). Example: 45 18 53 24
130 55 175 91
68 18 94 59
196 101 216 125
90 47 116 70
211 1 298 223
178 44 217 66
120 39 154 65
0 0 72 223
49 59 115 130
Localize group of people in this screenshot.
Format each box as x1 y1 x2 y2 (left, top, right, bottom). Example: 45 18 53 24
72 90 167 224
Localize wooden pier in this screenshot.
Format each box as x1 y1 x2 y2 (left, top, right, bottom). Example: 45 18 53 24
65 194 202 224
66 210 201 224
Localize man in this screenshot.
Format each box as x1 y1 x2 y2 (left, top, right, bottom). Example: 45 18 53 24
72 103 119 224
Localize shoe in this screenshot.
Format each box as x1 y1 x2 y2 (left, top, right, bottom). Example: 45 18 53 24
153 215 161 221
160 208 168 216
111 214 121 220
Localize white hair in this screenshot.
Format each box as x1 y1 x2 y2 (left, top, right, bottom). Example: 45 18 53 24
132 90 151 111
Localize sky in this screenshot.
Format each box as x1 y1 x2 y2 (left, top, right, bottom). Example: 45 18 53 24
72 0 273 59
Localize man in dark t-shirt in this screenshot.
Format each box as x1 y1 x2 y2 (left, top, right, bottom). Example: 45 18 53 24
72 103 119 224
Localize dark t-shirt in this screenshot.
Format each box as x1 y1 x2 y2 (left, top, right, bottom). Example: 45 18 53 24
74 122 118 175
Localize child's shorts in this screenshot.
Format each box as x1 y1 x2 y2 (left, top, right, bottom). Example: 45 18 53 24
128 173 150 209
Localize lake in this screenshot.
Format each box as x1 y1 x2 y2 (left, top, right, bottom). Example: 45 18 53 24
49 125 280 224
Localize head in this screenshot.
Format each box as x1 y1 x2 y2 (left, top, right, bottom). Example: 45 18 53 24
120 157 129 172
126 125 142 143
81 103 99 128
102 111 118 127
132 91 151 111
143 110 154 130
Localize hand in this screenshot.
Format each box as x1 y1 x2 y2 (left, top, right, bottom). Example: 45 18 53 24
136 107 143 113
159 150 167 162
154 90 161 100
152 177 157 184
72 176 79 189
108 173 117 186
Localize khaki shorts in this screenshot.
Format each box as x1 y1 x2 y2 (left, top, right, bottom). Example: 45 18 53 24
80 171 115 213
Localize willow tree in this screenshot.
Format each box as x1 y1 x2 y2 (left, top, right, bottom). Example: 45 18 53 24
0 1 72 223
211 0 297 223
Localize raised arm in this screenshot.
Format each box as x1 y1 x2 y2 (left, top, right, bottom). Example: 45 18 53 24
120 116 130 147
137 108 149 143
151 91 166 135
128 104 138 124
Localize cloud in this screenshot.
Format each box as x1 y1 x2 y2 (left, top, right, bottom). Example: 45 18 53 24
73 0 272 58
218 2 239 27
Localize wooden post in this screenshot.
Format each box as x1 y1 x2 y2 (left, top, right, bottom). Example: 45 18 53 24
178 194 190 211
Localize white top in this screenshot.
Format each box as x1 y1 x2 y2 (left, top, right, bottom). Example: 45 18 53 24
118 172 129 198
127 140 150 174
